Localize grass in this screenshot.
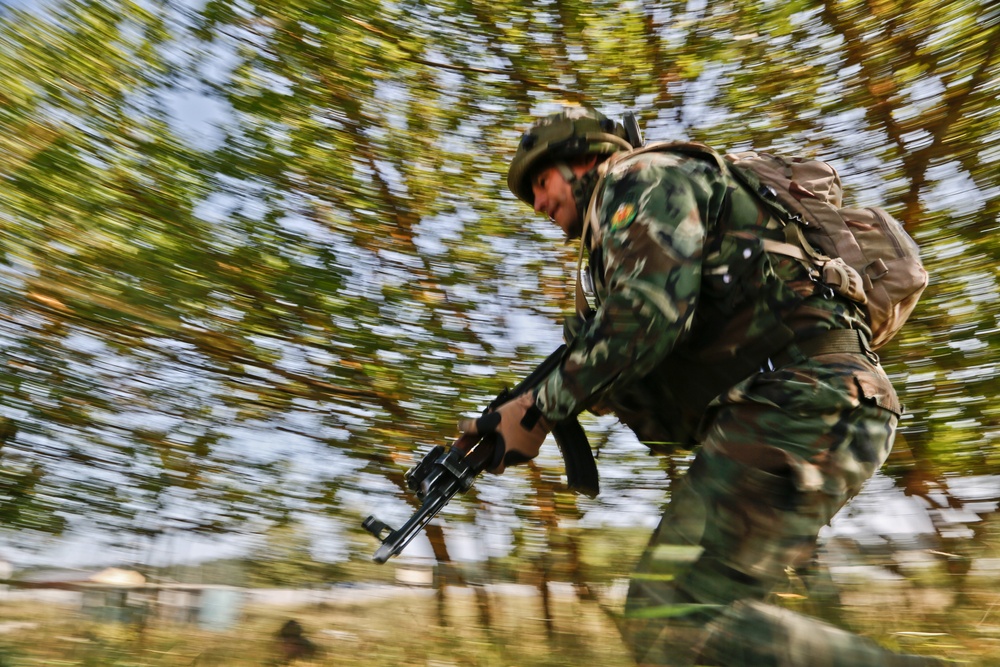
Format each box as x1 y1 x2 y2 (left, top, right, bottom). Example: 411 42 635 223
0 588 633 667
2 577 1000 666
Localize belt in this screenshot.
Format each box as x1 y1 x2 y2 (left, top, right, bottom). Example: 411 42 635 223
765 329 877 371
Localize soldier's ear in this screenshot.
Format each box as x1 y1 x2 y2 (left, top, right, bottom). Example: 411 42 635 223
568 154 600 176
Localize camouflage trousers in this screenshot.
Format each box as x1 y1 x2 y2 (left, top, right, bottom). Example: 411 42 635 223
621 355 947 667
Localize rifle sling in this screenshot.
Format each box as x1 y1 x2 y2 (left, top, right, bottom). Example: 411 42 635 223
552 418 599 499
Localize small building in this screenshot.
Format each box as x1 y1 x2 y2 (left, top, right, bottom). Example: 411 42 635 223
156 584 245 631
0 555 12 596
9 568 244 630
394 558 435 587
13 567 150 623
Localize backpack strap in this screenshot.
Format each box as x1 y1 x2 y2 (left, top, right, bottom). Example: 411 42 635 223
574 159 614 319
574 237 592 319
761 220 868 304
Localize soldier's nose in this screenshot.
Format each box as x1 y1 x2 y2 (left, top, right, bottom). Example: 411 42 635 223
533 191 549 215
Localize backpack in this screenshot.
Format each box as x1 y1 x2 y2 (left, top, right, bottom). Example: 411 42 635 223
579 142 928 350
723 151 928 349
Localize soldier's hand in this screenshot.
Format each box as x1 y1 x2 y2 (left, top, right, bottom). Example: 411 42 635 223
458 392 551 474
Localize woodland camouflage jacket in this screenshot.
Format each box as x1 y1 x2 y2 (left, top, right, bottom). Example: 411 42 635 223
533 146 899 449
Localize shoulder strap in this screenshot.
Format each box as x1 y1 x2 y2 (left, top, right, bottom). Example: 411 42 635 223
575 162 609 319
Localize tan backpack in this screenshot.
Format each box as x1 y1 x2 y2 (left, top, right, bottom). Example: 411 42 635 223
578 143 928 350
724 151 928 349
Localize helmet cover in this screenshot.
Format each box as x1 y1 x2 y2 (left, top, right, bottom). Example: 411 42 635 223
507 107 632 206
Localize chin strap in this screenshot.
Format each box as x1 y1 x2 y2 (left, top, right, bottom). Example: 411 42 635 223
555 163 603 227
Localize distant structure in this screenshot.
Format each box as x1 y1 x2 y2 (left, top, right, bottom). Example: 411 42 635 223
394 557 435 587
10 567 244 630
0 553 12 597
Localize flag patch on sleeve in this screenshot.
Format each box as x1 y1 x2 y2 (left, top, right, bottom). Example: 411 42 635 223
610 202 637 231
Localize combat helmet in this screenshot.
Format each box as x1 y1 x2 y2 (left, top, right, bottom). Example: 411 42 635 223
507 107 633 208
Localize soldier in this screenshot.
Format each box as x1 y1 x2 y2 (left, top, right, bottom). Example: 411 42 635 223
458 107 948 666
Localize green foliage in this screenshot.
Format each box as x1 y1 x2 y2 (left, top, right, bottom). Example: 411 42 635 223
0 1 997 625
245 521 331 588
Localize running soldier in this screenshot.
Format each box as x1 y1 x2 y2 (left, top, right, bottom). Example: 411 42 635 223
457 107 948 666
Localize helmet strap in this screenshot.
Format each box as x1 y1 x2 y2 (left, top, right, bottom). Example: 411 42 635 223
570 167 602 231
553 162 601 231
556 163 577 185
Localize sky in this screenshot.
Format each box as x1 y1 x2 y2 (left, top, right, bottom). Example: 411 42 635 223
2 0 994 577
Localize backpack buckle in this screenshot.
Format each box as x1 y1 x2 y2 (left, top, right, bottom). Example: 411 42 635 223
857 330 881 365
810 273 835 299
758 184 778 201
580 266 596 296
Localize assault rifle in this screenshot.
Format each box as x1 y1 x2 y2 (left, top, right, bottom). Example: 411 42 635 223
362 344 598 563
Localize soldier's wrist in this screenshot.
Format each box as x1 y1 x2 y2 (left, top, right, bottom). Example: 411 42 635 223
524 389 553 431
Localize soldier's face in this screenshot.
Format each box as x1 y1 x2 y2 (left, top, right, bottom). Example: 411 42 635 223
530 163 588 238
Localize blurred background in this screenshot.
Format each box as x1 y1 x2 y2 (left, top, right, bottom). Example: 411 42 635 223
0 0 998 664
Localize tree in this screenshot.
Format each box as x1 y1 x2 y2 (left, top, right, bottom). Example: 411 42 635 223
246 520 329 588
0 1 997 598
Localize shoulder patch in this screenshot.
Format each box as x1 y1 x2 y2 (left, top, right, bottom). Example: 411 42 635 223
610 201 637 231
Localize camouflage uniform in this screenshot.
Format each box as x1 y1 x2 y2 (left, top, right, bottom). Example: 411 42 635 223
532 147 944 666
